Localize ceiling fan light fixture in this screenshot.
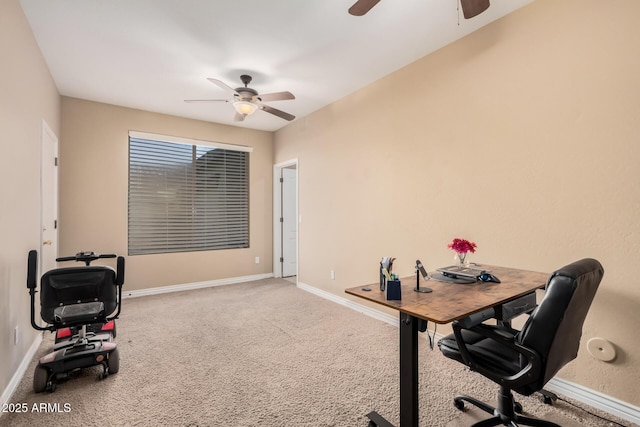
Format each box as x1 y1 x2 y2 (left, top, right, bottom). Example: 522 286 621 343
233 100 258 116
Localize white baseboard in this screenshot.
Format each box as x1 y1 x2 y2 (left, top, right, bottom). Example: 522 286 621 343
0 333 42 416
297 281 640 427
123 273 274 299
296 281 398 327
546 377 640 426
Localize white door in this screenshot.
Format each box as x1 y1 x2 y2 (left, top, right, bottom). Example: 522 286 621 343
41 121 58 274
281 168 297 277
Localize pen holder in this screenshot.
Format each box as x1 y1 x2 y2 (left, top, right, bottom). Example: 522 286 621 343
386 280 402 300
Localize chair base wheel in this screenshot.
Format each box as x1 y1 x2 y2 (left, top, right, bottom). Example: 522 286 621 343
452 388 562 427
514 401 523 413
539 389 558 405
454 398 465 410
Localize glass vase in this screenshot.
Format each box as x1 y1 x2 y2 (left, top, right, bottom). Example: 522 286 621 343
456 252 467 266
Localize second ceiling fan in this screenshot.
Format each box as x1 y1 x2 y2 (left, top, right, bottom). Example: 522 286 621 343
349 0 490 19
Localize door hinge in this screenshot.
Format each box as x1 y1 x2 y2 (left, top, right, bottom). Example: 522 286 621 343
54 220 57 229
54 157 58 166
280 257 284 263
280 217 284 223
280 177 283 183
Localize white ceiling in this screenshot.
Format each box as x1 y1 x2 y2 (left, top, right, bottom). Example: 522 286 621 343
20 0 532 132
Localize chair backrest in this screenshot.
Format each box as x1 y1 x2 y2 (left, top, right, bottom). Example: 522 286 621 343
40 266 118 325
516 258 603 393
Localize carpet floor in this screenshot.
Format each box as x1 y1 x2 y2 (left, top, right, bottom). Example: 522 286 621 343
2 278 630 426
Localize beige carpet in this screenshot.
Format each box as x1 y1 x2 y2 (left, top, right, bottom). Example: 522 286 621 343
2 278 630 426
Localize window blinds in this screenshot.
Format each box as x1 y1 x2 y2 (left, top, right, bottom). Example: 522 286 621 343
128 134 250 255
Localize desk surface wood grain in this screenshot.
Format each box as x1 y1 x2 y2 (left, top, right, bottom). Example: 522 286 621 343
345 265 549 324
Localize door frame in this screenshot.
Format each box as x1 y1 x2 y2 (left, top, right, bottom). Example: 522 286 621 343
273 158 298 279
40 120 58 275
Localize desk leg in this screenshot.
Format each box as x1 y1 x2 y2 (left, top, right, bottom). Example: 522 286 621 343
365 312 419 427
399 312 419 427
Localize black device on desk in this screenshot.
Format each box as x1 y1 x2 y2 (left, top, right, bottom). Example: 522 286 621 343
415 260 433 293
478 272 501 283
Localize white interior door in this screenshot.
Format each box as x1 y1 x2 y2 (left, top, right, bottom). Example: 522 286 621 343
41 121 58 274
281 167 297 277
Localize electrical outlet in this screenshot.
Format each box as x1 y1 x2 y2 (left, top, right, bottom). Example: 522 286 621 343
255 256 260 264
330 270 335 280
14 326 19 346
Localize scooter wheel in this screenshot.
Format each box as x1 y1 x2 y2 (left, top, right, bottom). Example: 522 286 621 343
33 366 49 393
107 347 120 375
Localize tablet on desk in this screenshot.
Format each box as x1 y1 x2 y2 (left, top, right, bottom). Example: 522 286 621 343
431 272 476 284
436 265 488 279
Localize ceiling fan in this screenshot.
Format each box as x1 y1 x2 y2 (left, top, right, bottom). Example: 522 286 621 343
185 75 296 122
349 0 490 19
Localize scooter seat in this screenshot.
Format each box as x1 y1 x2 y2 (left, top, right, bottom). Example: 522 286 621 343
54 301 105 325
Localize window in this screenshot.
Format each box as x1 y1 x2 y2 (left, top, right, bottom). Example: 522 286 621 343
128 131 251 255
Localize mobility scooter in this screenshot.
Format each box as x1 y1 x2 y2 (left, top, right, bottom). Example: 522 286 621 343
27 250 125 392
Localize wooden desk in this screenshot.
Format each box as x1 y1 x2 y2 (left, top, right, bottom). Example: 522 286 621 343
345 264 549 427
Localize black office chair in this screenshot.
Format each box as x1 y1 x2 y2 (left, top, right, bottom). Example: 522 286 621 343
438 258 603 427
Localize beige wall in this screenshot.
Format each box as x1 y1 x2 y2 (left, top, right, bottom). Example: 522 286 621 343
275 0 640 406
0 0 60 401
3 0 639 413
59 98 274 291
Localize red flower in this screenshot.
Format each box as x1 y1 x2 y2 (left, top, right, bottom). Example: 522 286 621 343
448 238 477 254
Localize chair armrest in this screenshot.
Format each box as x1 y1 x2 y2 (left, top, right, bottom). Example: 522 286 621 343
452 322 542 389
456 308 495 329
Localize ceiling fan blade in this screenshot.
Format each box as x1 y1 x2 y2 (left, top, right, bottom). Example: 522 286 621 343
207 78 240 96
256 91 295 102
348 0 381 16
184 99 230 103
260 105 295 121
460 0 490 19
234 112 246 122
